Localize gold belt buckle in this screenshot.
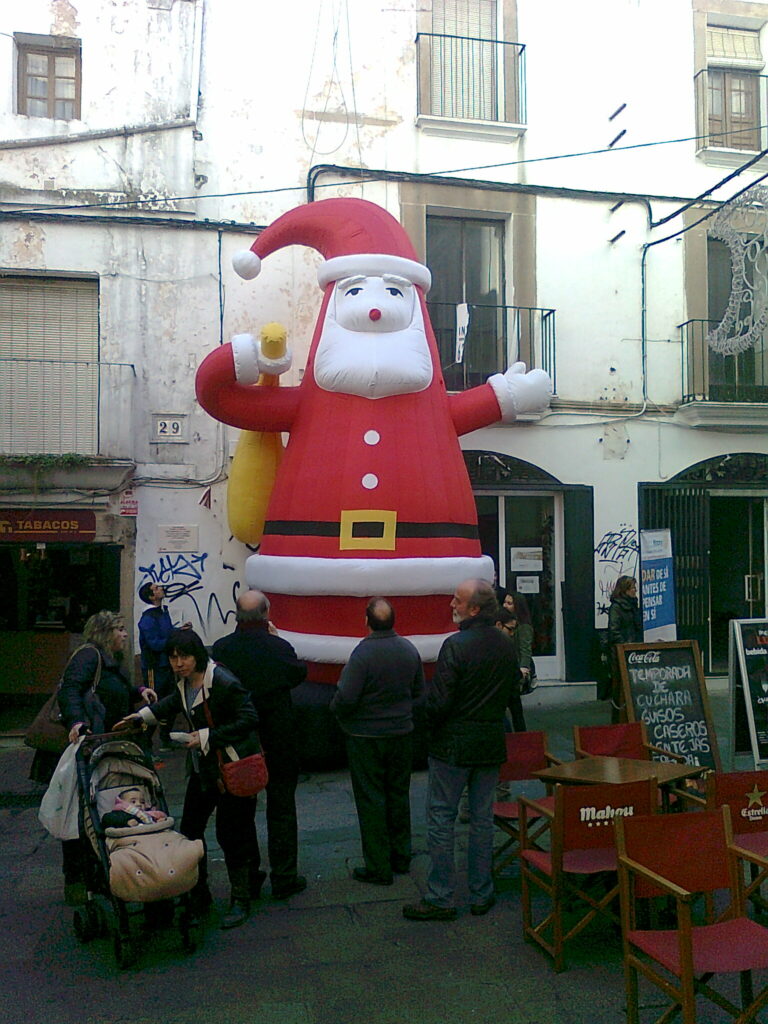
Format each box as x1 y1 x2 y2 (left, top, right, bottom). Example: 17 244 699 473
339 510 397 551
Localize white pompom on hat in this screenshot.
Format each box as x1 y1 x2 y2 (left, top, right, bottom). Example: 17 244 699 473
232 197 431 292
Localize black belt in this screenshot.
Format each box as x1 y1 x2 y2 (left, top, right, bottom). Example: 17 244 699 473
264 519 478 540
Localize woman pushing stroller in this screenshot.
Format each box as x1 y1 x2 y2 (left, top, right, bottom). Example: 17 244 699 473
115 628 262 930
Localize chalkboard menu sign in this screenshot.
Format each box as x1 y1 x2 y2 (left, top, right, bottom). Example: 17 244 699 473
731 619 768 766
617 640 720 771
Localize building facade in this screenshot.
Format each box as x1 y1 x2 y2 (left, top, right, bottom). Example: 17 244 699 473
2 0 768 695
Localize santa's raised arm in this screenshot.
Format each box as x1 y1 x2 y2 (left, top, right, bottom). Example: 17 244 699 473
196 198 552 678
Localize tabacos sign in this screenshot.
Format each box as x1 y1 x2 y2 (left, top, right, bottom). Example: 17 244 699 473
580 803 635 826
0 509 96 543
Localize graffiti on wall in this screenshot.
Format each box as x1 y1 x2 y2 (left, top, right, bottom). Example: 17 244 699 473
595 524 639 617
138 552 240 638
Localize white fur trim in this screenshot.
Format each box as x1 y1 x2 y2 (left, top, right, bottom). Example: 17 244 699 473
233 250 261 280
318 254 431 292
276 629 451 664
246 554 494 596
258 346 293 375
231 334 261 385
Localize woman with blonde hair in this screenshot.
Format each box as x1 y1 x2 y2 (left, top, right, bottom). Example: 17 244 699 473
56 610 154 904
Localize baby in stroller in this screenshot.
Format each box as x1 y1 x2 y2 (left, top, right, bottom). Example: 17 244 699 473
85 739 203 906
101 786 168 829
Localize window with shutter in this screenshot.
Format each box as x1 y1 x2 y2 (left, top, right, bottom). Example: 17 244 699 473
0 277 99 454
430 0 499 120
15 33 81 121
695 22 765 151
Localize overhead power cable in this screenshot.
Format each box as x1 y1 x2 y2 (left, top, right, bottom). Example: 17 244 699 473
4 122 766 217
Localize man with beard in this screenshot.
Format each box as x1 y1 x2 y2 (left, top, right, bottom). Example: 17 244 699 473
403 579 515 921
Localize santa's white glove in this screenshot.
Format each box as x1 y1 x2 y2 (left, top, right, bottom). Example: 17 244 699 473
488 363 553 422
231 333 292 384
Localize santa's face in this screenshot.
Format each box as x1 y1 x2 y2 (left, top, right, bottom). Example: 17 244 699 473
313 274 434 399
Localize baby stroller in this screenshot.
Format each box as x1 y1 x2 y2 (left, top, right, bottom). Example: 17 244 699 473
74 733 204 968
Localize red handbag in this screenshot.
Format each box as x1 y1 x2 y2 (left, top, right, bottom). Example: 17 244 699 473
202 698 269 798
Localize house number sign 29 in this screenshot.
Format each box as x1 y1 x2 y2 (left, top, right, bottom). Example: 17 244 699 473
152 414 188 443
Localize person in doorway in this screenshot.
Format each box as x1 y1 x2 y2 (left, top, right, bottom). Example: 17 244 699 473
331 598 424 885
607 575 643 719
211 590 309 901
503 591 537 694
497 608 525 732
115 628 263 930
403 580 515 921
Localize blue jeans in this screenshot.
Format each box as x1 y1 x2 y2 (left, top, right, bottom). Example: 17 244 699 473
425 756 498 908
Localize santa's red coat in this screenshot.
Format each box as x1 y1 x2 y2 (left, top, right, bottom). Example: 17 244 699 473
196 294 504 677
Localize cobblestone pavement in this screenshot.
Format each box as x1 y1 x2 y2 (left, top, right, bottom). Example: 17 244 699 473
0 682 746 1024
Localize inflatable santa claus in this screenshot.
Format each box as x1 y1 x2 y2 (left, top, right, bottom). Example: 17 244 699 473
196 198 552 681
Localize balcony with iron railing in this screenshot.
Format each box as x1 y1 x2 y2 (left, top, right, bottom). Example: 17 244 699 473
679 319 768 403
427 302 555 395
0 358 137 459
416 33 526 135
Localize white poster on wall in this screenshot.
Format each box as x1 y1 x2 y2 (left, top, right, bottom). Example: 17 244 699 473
515 576 540 594
157 524 199 553
509 547 543 572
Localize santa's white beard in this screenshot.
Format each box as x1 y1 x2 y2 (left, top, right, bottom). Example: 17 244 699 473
313 313 434 399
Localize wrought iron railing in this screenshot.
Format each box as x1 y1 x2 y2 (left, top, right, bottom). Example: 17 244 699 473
416 33 526 124
694 68 768 151
427 302 555 393
679 319 768 402
0 358 136 457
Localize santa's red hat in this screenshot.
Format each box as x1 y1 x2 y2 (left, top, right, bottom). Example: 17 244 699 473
233 197 432 292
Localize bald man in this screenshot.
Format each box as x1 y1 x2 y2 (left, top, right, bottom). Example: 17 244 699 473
212 590 308 900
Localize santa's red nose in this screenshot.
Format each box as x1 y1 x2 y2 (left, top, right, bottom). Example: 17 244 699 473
369 308 382 321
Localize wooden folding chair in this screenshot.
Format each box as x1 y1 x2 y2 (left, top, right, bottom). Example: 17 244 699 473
574 722 704 809
706 770 768 912
492 730 560 876
520 777 658 972
616 806 768 1024
574 721 686 763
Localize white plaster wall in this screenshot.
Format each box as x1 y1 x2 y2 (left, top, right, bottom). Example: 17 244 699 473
4 0 768 660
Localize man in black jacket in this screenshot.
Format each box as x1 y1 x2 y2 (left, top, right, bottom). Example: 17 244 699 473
212 590 308 900
403 579 516 921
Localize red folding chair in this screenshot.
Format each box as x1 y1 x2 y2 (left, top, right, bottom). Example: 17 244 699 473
707 770 768 910
616 806 768 1024
574 721 686 763
520 777 658 972
492 731 560 876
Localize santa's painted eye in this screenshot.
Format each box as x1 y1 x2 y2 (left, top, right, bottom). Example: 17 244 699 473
345 287 363 296
386 287 403 297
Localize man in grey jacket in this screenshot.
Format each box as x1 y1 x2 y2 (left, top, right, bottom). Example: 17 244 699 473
331 598 425 886
404 579 516 921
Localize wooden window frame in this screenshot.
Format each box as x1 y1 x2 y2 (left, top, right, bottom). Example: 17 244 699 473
708 66 761 150
15 33 81 121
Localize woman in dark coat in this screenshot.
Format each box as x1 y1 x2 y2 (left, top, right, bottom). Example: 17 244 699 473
54 610 151 904
117 628 262 930
607 576 643 719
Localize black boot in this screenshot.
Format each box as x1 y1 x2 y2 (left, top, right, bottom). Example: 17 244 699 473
221 865 250 930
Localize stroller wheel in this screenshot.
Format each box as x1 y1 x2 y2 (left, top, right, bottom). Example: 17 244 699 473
180 910 202 953
73 907 93 944
73 902 103 943
113 932 133 970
